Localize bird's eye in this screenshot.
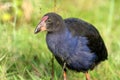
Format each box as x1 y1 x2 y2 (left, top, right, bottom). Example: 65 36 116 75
47 19 52 23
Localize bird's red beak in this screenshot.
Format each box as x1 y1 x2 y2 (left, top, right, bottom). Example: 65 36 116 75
34 16 48 34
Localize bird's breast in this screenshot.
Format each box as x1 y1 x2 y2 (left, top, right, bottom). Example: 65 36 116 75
46 31 97 71
46 30 91 60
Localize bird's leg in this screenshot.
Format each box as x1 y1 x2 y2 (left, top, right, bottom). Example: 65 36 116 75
63 63 67 80
51 55 54 80
63 70 67 80
85 71 91 80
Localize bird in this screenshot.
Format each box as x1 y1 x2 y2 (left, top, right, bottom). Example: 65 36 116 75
34 12 108 80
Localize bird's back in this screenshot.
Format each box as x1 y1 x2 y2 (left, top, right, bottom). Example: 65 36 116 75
64 18 108 64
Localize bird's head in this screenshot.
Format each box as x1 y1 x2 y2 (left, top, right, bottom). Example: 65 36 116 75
34 12 64 34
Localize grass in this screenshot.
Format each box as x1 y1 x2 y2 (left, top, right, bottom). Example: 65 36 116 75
0 0 120 80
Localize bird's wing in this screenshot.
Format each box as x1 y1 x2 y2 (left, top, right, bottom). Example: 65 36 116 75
64 18 108 63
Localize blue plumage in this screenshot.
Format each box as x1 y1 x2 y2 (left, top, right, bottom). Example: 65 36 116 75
34 12 108 80
46 27 97 72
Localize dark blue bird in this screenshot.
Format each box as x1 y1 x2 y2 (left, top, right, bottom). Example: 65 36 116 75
34 12 108 80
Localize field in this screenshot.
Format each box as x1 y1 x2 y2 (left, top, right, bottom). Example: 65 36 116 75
0 0 120 80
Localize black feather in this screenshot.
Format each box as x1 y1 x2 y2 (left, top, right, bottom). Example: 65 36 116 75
39 12 108 72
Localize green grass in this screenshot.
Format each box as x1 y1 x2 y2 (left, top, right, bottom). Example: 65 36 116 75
0 0 120 80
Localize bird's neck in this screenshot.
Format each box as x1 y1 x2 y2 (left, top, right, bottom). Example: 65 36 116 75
47 24 67 43
48 22 66 34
